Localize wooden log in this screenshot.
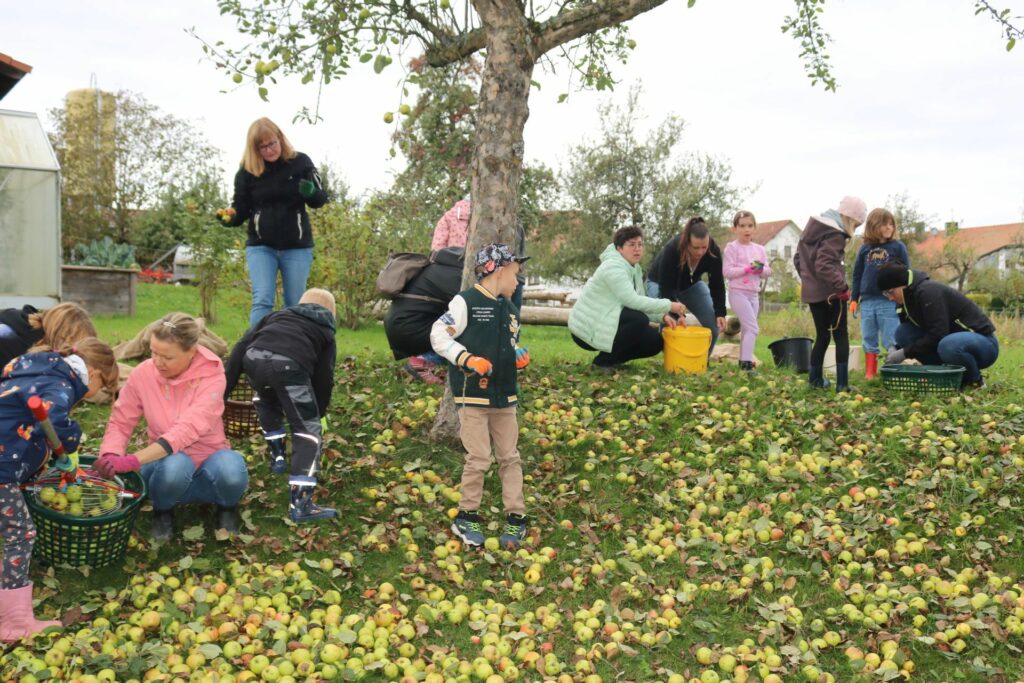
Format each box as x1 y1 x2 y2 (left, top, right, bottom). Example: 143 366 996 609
520 305 571 325
522 290 569 302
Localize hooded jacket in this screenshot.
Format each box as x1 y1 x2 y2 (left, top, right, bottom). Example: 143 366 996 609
569 244 673 353
431 199 471 252
0 306 43 368
897 270 996 359
384 248 465 360
224 304 337 413
0 352 87 484
228 152 328 250
794 214 851 304
100 345 230 469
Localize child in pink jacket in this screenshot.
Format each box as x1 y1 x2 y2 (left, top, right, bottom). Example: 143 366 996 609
722 211 771 372
431 199 471 252
96 313 248 541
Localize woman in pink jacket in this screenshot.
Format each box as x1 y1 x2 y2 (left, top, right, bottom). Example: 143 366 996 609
95 313 248 541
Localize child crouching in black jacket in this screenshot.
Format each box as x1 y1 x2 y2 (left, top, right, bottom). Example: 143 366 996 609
225 289 337 523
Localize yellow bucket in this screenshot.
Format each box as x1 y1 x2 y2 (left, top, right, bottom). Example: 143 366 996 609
662 326 712 374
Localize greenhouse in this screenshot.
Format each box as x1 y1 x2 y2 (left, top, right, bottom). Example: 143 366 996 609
0 108 61 308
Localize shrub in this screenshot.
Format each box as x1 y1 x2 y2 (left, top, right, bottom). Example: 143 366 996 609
69 237 137 269
309 202 389 330
180 202 245 323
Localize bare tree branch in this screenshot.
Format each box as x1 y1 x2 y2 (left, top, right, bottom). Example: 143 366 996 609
536 0 670 54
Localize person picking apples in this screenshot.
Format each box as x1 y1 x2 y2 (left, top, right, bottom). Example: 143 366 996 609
430 243 531 550
0 338 117 640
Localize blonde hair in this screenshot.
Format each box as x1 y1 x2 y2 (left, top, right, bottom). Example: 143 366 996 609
732 210 757 227
863 208 898 245
299 288 336 317
241 117 297 177
52 337 118 396
28 303 96 351
151 312 204 351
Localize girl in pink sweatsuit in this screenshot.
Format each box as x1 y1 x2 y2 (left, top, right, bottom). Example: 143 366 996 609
722 211 771 372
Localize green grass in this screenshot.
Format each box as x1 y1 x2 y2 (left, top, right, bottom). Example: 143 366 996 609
3 283 1023 683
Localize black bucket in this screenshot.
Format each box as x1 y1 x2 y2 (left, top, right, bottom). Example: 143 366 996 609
768 337 812 373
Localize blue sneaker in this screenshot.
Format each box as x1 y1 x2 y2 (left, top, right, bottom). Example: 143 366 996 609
451 512 485 547
499 514 528 549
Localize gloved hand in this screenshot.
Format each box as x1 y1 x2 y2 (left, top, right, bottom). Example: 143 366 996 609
515 347 530 370
849 300 859 318
95 453 141 479
298 179 316 199
463 355 493 376
885 348 907 365
834 290 851 302
743 265 758 275
320 416 328 433
216 207 236 224
54 450 79 474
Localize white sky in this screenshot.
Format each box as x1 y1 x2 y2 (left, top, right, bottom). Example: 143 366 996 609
3 0 1023 229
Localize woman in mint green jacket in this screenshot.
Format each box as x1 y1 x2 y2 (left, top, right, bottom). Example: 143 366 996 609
569 226 687 371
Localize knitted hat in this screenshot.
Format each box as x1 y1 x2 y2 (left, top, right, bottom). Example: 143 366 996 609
838 196 867 224
474 243 529 280
875 262 910 291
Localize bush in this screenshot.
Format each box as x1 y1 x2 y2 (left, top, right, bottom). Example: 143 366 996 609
309 202 389 330
180 202 246 323
69 237 137 269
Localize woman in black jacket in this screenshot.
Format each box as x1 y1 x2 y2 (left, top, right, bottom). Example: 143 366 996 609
221 118 329 327
648 217 728 352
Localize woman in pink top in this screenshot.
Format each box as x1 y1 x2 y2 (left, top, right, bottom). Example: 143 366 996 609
722 211 772 372
95 313 248 541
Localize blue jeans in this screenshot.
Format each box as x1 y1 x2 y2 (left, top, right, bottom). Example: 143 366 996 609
647 279 718 352
141 450 249 511
894 323 999 383
246 246 314 327
859 297 900 354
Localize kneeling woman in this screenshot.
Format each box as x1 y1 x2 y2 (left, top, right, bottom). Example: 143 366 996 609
96 313 249 540
569 226 686 371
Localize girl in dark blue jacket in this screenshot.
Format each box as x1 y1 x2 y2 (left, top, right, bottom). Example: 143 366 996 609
0 338 115 641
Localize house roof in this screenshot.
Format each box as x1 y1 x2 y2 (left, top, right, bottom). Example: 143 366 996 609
916 222 1024 260
0 52 32 101
752 220 798 246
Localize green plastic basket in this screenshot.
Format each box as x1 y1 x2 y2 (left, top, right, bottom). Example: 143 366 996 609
24 454 147 568
879 364 965 396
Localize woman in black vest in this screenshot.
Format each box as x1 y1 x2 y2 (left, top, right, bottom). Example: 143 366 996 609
219 118 329 328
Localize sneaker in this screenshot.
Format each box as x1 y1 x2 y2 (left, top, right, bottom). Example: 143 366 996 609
289 486 337 523
404 357 444 385
150 509 174 542
451 512 485 547
499 514 528 550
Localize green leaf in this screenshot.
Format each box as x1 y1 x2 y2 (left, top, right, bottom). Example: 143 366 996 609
258 87 269 102
179 555 194 569
182 525 205 541
198 643 222 659
359 53 373 63
688 0 696 6
557 93 568 104
373 54 388 74
1008 37 1017 52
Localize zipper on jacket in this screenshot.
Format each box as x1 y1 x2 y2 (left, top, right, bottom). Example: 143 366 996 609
255 211 262 240
297 213 303 241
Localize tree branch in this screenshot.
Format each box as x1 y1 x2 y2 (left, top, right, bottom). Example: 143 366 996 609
536 0 670 54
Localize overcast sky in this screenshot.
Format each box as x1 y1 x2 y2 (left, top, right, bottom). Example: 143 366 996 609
3 0 1023 230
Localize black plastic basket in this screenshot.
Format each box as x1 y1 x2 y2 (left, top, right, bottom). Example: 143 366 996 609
768 337 812 373
879 364 965 396
24 455 147 568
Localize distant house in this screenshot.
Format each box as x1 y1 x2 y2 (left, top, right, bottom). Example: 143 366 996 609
751 219 801 291
915 222 1024 287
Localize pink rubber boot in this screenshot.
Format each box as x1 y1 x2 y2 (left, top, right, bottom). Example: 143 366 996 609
0 583 61 641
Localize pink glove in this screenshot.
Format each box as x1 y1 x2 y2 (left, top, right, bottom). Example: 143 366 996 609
95 453 141 479
743 266 757 275
835 290 851 302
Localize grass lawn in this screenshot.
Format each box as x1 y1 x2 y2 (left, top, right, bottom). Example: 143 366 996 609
3 283 1024 683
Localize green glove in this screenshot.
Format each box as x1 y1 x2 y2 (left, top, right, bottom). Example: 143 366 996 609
298 179 316 199
55 450 79 474
320 416 328 433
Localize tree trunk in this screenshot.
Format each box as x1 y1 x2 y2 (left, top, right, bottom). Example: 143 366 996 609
430 0 536 444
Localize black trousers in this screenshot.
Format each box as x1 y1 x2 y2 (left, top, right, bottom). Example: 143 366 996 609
242 348 322 486
572 308 663 367
808 300 849 368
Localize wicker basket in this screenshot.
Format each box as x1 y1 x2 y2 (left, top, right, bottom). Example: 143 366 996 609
880 364 965 396
224 377 261 439
24 455 147 568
